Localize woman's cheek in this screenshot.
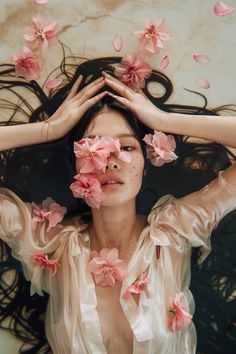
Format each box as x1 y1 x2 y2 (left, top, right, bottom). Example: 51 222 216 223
128 154 144 184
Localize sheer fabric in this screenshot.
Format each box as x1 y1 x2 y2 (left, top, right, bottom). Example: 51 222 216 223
0 170 235 354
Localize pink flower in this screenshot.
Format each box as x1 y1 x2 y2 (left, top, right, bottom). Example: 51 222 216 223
12 47 43 81
23 15 58 53
213 1 234 16
123 272 148 299
74 136 110 174
114 54 152 90
143 130 178 166
69 173 105 209
133 19 171 55
32 252 59 275
112 34 123 52
87 248 127 287
102 136 131 164
31 197 67 232
169 292 193 331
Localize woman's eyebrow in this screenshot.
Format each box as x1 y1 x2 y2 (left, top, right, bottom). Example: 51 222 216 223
84 133 136 139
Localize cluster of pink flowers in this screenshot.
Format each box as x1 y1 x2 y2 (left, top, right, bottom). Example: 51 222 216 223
87 248 127 286
31 197 67 232
168 292 193 332
32 252 59 275
12 0 58 82
69 135 131 209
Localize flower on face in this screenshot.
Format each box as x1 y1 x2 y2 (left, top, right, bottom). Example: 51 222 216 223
69 173 105 209
123 272 148 299
31 198 67 232
133 19 171 55
101 136 131 164
32 252 59 275
87 248 127 287
23 15 58 53
114 54 152 90
12 47 43 81
169 292 193 331
143 130 178 166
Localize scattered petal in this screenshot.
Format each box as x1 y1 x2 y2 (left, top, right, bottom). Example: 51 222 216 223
195 76 211 89
193 53 210 64
133 18 171 55
112 34 123 52
143 131 178 166
87 248 127 286
34 0 49 4
213 1 234 16
169 292 193 331
44 78 63 89
160 54 169 69
114 53 152 90
12 47 43 81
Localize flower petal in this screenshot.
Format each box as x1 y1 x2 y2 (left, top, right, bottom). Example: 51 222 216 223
112 34 123 52
213 1 234 16
44 78 63 89
193 53 210 64
195 76 211 89
160 54 169 69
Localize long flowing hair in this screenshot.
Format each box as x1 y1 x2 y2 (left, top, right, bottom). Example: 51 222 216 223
0 44 235 353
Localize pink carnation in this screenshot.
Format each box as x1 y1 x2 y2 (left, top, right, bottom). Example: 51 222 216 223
23 15 58 53
133 19 171 55
143 130 178 166
114 54 152 90
87 248 127 287
31 197 67 232
123 272 148 299
12 47 43 81
102 136 131 164
169 292 193 331
69 173 105 209
32 252 59 275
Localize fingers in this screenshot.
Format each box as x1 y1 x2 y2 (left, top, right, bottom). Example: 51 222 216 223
74 76 105 103
105 91 134 110
80 91 108 115
102 71 136 99
65 75 83 101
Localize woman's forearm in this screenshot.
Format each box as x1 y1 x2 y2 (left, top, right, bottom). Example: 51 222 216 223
0 122 51 151
158 112 236 148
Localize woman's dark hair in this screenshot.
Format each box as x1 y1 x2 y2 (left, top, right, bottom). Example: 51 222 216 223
0 44 236 353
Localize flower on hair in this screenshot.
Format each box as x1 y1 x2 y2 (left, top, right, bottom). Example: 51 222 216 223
31 198 67 232
123 272 148 300
74 136 131 174
12 47 43 81
213 1 234 16
70 173 105 209
87 248 127 287
169 292 193 331
113 54 152 90
23 15 58 53
133 19 171 55
143 130 178 166
32 252 59 275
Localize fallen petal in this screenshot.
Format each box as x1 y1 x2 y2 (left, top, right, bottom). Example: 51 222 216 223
112 34 123 52
195 76 211 89
193 53 210 64
160 55 169 69
34 0 49 4
45 78 62 89
213 1 234 16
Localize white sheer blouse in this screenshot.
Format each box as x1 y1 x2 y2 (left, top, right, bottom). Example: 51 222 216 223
0 170 236 354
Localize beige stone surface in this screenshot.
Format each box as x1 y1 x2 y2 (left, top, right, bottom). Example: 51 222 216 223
0 0 235 351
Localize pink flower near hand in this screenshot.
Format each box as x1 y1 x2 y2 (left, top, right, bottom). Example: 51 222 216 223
23 15 58 53
12 47 43 81
31 197 67 232
87 248 127 287
32 252 59 275
143 130 178 167
114 54 152 90
169 292 193 331
123 272 148 299
70 173 105 209
133 19 171 55
74 136 110 174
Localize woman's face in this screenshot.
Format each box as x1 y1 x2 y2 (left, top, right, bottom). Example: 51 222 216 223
78 109 145 207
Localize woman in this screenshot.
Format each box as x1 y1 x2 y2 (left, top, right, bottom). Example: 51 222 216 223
0 56 236 354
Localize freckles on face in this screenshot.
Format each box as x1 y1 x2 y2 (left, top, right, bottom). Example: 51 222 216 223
127 151 144 184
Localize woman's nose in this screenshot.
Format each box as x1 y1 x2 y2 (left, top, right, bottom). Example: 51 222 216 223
106 158 120 170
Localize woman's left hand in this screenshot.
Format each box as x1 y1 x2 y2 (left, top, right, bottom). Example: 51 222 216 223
102 71 167 131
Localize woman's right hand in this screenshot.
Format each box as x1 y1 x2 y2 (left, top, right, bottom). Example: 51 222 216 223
44 75 106 140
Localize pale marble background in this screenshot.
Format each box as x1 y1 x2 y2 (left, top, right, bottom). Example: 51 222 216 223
0 0 236 352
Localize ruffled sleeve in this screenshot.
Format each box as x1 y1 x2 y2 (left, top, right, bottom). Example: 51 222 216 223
0 188 66 296
148 170 236 265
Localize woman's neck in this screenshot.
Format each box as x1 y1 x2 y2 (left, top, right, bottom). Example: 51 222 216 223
89 201 147 260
